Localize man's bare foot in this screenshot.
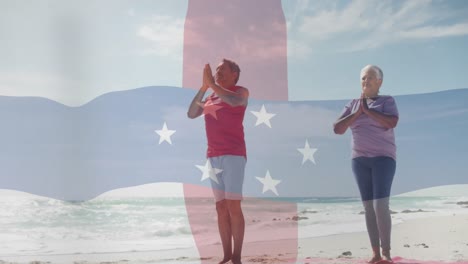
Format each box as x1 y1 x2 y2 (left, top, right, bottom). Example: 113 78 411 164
382 251 392 262
218 256 231 264
231 256 242 264
368 255 382 263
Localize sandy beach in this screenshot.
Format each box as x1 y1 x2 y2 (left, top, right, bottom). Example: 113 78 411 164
1 214 467 264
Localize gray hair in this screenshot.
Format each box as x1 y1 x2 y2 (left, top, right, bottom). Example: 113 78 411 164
222 58 241 84
361 65 383 80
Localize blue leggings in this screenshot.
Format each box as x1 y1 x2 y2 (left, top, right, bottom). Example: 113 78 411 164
352 156 396 251
352 156 396 201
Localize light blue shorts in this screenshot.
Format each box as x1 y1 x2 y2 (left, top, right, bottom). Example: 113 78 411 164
209 155 246 202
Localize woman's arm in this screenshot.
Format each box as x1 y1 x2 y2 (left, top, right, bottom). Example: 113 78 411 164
333 109 362 135
362 98 398 129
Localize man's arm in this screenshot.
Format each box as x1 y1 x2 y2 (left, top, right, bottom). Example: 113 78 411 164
187 86 208 119
210 84 249 107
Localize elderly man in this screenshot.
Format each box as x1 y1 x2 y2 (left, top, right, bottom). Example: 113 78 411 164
187 58 249 264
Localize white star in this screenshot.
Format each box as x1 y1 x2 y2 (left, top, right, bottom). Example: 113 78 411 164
155 122 176 145
203 103 223 120
256 170 281 196
250 104 276 128
297 139 318 165
195 160 223 184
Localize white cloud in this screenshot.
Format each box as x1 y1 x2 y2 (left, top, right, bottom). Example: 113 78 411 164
286 0 468 57
400 23 468 39
137 15 185 59
296 0 370 38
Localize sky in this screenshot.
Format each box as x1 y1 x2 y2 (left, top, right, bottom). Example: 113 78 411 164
1 0 468 106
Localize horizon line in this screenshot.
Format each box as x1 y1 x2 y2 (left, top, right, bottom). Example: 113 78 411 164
1 86 467 108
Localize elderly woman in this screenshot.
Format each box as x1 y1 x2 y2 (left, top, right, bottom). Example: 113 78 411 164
334 65 399 263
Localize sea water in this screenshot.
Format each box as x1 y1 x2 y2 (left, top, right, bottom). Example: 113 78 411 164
0 189 467 257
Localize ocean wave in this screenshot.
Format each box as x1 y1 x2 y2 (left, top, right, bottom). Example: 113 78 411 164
2 189 468 255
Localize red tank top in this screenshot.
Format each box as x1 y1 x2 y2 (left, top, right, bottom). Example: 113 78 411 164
204 86 247 158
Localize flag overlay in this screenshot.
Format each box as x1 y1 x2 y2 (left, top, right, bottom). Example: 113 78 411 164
1 1 468 263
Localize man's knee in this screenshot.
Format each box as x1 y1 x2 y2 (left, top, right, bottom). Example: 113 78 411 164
226 200 243 216
216 200 230 216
